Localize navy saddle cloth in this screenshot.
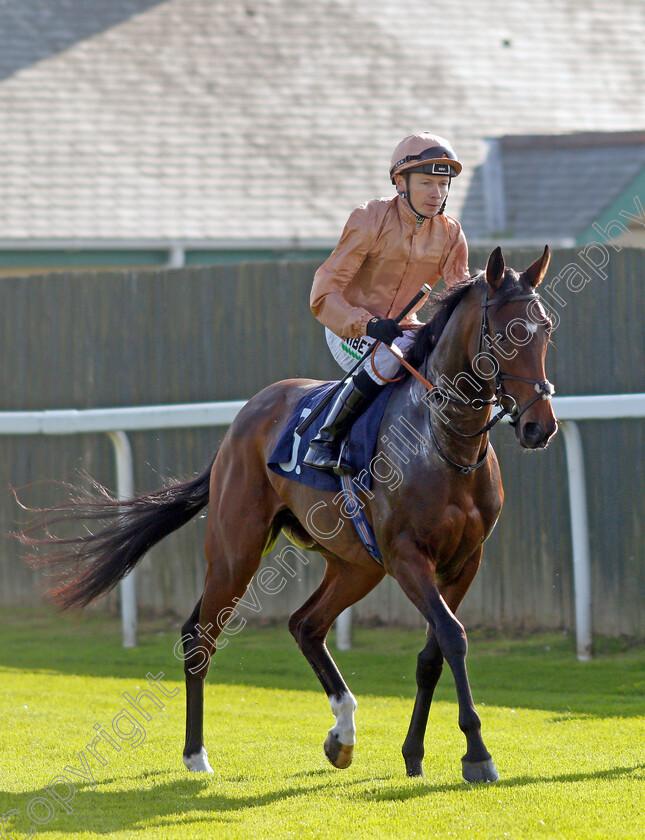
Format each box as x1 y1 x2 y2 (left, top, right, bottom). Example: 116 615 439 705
267 381 394 492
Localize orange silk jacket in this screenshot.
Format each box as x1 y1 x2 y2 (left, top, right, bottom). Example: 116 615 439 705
310 195 470 338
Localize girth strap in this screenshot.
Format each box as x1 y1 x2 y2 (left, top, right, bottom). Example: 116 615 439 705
339 473 383 566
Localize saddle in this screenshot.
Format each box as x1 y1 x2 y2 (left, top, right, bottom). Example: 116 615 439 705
267 382 394 492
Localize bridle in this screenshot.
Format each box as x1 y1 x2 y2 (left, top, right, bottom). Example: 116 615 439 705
423 287 555 474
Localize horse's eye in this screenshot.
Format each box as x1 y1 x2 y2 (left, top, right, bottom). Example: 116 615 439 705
494 331 508 343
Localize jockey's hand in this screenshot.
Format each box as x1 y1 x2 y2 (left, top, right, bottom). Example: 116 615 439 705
365 317 404 346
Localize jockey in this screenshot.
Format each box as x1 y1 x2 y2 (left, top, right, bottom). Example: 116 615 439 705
303 132 471 475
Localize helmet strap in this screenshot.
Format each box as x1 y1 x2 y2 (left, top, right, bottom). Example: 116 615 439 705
400 172 452 218
402 172 426 221
437 178 451 215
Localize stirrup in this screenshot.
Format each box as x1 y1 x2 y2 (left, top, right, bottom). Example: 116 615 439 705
304 436 354 475
332 438 354 477
303 375 378 475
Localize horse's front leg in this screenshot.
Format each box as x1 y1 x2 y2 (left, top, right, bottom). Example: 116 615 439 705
401 627 443 777
394 547 498 783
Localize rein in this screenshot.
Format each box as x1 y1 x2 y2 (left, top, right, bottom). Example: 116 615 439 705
371 341 435 390
373 288 555 473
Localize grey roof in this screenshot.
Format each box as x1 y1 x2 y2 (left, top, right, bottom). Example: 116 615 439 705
1 0 645 241
461 132 645 242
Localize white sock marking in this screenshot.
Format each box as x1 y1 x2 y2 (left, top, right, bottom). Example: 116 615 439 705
183 747 214 773
329 692 358 746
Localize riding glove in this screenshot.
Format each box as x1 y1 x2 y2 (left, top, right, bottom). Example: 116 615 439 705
365 317 404 346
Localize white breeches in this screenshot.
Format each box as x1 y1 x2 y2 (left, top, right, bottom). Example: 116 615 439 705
325 328 417 384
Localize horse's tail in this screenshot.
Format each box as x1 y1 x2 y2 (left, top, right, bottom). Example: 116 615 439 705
16 451 218 611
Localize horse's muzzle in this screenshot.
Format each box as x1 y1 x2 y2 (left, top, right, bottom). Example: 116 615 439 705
517 418 558 449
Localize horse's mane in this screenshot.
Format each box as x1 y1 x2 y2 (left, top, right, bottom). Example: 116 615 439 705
406 268 528 369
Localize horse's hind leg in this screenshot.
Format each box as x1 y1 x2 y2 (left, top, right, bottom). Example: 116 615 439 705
288 557 384 769
181 596 213 771
180 460 284 772
181 536 273 772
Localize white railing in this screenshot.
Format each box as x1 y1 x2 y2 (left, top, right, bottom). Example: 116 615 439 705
0 402 245 649
1 393 644 659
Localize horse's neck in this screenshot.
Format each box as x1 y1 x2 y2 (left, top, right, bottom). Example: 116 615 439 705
428 294 487 398
424 290 495 445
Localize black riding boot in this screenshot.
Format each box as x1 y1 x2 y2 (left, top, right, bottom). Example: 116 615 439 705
303 370 383 475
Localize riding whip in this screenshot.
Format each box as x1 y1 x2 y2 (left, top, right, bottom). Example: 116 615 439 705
296 283 433 435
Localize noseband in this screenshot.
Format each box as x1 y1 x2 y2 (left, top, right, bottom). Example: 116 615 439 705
426 288 555 474
480 291 555 426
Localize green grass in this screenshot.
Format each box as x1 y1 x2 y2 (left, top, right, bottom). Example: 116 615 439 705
0 610 643 839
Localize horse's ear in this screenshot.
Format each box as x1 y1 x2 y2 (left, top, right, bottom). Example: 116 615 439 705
525 245 551 288
485 246 505 291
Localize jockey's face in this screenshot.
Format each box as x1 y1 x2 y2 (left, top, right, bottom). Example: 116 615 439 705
396 171 450 217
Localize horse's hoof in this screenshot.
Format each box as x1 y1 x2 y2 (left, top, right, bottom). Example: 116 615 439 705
324 731 354 769
183 747 214 773
461 758 499 783
404 757 424 777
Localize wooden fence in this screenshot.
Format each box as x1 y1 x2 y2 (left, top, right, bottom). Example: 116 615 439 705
1 246 644 636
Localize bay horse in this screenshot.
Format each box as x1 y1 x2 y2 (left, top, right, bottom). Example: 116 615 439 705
20 246 556 783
